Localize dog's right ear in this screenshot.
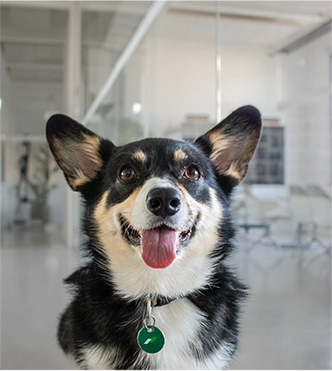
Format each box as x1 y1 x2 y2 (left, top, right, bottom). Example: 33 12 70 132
195 105 262 188
46 114 113 191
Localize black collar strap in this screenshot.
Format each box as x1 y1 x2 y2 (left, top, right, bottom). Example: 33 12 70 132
151 295 178 307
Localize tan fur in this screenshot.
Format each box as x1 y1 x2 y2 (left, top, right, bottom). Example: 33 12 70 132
70 169 91 190
178 184 223 257
81 134 103 168
51 134 102 191
94 190 110 221
132 150 147 164
207 130 256 183
224 163 242 182
174 149 188 162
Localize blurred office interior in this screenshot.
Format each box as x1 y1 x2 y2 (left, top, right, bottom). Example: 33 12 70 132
1 1 331 369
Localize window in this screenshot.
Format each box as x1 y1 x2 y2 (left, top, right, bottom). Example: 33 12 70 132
245 123 284 184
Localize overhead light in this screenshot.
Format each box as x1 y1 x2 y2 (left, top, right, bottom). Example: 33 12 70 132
133 103 141 114
0 98 2 110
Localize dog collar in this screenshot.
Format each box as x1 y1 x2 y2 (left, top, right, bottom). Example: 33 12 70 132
137 295 182 353
152 295 177 307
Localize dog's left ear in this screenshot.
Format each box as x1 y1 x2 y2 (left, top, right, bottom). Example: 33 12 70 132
195 105 262 186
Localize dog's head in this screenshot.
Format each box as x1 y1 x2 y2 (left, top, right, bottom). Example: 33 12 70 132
47 106 261 297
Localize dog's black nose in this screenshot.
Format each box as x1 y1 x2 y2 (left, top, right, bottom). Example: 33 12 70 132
146 188 181 218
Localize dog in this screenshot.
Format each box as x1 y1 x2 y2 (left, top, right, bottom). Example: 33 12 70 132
46 105 261 370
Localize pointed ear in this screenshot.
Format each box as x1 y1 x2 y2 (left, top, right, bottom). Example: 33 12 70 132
195 105 262 185
46 114 112 191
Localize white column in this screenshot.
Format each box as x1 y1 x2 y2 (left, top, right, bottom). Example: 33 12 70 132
0 133 2 237
64 2 81 248
215 1 222 124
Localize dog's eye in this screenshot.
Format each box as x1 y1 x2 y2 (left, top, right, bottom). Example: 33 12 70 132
120 167 136 181
184 165 200 180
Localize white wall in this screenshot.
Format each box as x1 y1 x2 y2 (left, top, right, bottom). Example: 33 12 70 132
9 82 63 135
219 43 278 119
278 32 331 191
136 37 278 137
84 46 114 112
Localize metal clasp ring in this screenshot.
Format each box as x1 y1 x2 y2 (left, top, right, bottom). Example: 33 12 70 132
143 315 156 331
144 299 155 332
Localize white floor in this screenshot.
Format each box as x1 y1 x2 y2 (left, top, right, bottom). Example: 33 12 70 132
1 226 331 370
1 228 78 370
231 230 331 370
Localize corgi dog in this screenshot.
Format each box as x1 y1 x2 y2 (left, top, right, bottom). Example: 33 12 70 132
46 105 261 370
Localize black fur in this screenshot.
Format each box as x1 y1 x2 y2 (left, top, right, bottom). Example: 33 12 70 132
47 105 261 370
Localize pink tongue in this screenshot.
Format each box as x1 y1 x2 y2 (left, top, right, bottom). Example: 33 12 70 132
140 228 179 269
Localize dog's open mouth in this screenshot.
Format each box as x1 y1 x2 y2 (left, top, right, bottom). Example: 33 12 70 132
119 216 197 269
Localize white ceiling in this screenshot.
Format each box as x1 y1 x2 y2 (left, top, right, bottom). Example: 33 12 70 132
1 1 151 83
0 1 331 84
156 1 331 48
172 1 330 18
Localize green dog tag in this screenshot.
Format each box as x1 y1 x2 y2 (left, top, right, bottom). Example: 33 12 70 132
137 326 165 354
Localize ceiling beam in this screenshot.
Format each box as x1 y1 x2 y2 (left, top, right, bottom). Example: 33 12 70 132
1 1 150 15
169 3 325 26
1 36 63 45
80 1 148 15
269 18 332 55
0 1 70 10
8 62 62 70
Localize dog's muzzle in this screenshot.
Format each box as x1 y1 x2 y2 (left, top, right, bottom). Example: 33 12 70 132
119 186 198 270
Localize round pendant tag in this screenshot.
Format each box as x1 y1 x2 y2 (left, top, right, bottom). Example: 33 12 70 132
137 326 165 354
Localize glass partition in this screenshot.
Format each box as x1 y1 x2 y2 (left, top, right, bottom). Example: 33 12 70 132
81 1 152 144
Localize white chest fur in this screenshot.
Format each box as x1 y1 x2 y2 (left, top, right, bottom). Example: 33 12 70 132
142 298 230 370
83 298 231 370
